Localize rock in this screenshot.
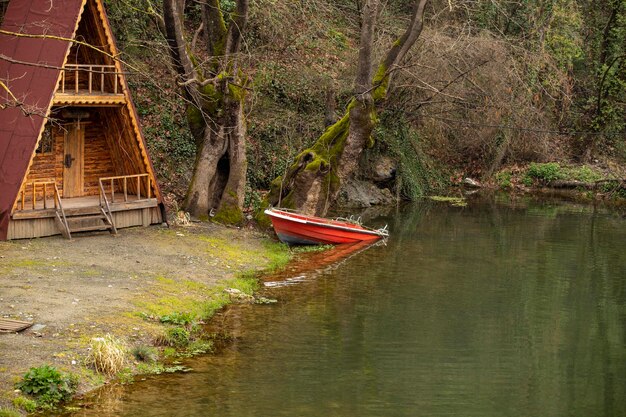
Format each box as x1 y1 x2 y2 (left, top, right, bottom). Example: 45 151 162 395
462 177 482 188
338 180 395 208
370 156 397 182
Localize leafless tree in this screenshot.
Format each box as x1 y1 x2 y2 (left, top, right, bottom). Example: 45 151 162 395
265 0 430 216
163 0 249 222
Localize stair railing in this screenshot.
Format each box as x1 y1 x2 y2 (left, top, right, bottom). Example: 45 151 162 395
52 182 71 239
97 180 116 233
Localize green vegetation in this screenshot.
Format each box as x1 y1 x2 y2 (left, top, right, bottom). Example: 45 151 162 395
98 1 626 210
160 327 191 348
131 346 159 364
495 171 513 188
374 113 447 200
160 312 196 326
15 365 78 410
523 163 605 185
212 202 244 225
525 163 564 184
0 408 21 417
11 396 36 413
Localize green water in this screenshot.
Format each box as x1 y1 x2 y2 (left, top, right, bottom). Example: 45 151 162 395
68 200 626 417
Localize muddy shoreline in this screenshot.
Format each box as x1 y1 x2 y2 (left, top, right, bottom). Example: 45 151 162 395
0 223 290 415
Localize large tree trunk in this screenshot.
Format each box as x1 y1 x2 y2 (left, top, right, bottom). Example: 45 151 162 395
163 0 249 223
265 0 429 216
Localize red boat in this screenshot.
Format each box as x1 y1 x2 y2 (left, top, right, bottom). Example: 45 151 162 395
264 208 388 245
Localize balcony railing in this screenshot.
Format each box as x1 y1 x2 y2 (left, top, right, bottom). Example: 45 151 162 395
98 174 152 205
59 64 122 95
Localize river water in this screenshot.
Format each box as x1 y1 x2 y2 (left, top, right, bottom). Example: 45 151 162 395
67 198 625 417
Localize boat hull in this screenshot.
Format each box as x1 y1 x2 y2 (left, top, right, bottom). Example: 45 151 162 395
265 209 385 245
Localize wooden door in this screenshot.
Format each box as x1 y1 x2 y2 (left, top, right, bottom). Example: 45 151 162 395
63 122 85 198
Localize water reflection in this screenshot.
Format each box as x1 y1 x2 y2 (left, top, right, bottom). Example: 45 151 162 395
63 200 626 417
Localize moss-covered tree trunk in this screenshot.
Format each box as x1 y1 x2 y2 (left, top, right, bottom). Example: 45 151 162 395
265 0 429 217
163 0 249 222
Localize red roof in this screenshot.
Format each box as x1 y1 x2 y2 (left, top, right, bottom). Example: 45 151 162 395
0 0 84 239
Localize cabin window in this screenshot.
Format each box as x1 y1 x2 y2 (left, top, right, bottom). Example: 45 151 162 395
36 124 54 154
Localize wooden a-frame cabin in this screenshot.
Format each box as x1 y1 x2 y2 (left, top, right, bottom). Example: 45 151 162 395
0 0 165 240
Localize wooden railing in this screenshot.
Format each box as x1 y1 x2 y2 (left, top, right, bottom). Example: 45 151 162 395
98 174 151 235
98 174 152 205
17 180 61 210
17 180 70 237
60 64 121 95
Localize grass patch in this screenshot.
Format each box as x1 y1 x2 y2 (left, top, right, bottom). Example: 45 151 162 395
87 335 127 376
229 275 260 296
160 311 196 326
135 363 191 375
12 396 36 413
135 241 288 323
156 327 190 348
260 241 291 270
177 340 214 358
0 408 21 417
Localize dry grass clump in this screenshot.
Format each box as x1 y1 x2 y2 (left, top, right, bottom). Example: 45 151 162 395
87 335 127 376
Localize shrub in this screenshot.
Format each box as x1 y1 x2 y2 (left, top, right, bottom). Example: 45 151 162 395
525 162 563 183
131 345 159 363
495 170 512 188
15 364 78 409
87 335 127 376
564 165 602 182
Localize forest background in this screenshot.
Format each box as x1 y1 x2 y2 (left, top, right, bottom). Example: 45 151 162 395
18 0 626 213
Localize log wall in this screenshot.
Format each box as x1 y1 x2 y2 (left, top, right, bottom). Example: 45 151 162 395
23 119 117 201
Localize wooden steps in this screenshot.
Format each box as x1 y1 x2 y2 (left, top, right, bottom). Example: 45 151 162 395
54 208 117 239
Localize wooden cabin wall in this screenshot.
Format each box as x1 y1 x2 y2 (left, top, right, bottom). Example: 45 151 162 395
83 122 116 195
66 1 109 67
64 0 114 93
103 107 153 197
20 116 118 205
19 126 64 206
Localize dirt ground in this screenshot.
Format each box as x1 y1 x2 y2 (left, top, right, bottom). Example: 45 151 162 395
0 222 284 411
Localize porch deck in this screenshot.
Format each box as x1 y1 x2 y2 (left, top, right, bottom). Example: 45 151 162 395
12 194 158 220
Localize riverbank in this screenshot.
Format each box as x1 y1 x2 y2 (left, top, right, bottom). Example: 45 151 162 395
0 223 290 415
